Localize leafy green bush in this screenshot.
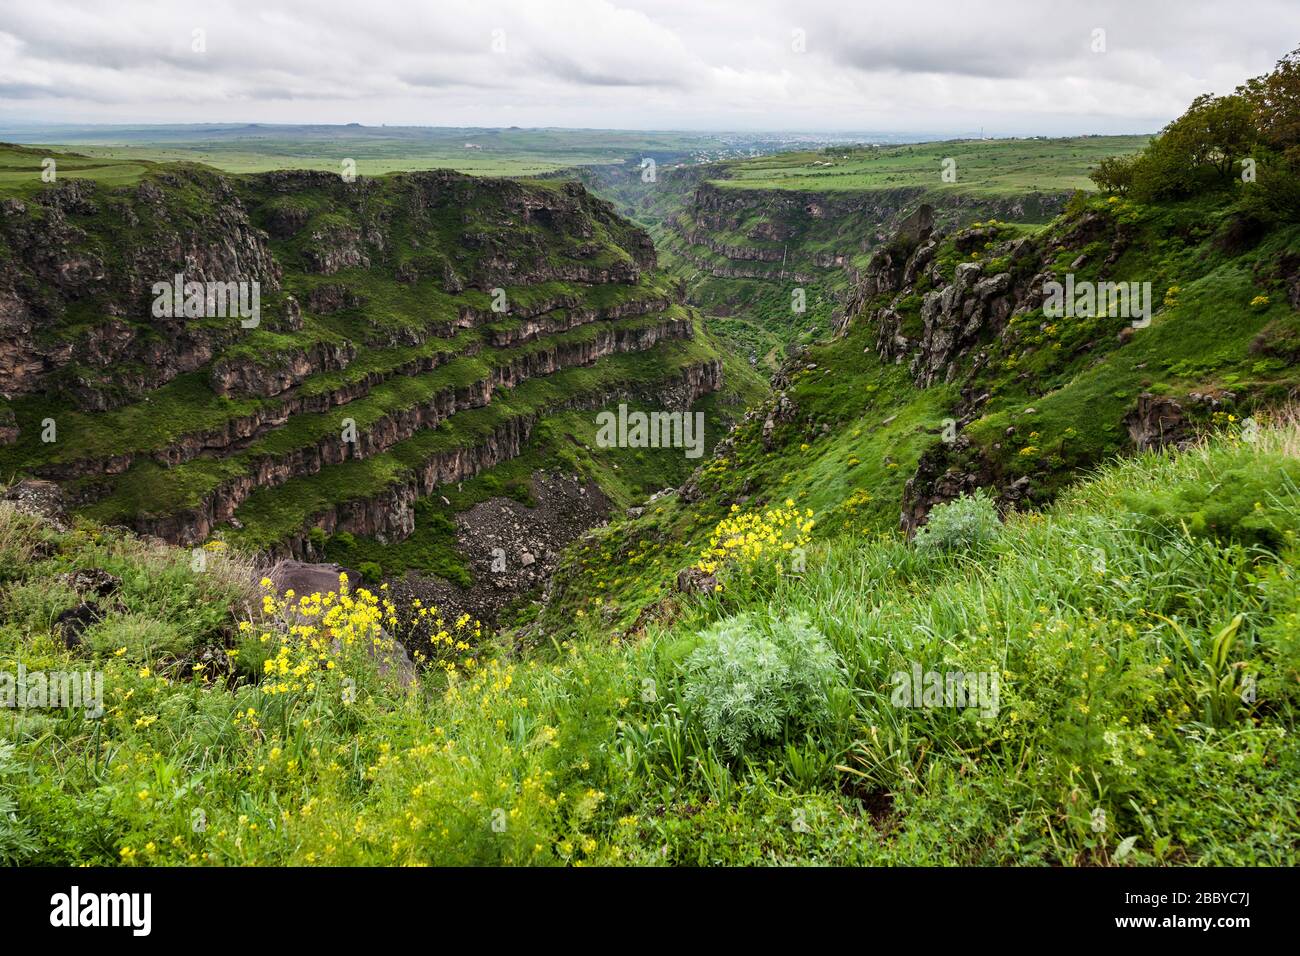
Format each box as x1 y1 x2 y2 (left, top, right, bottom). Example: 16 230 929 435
913 489 1001 553
681 611 843 758
1240 156 1300 224
358 561 383 584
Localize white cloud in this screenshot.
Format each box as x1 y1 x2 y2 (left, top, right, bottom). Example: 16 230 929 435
0 0 1296 133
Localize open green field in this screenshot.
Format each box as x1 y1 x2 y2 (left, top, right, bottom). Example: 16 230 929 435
715 136 1150 195
0 124 801 180
0 143 158 196
1 133 1153 197
32 142 623 179
0 140 618 183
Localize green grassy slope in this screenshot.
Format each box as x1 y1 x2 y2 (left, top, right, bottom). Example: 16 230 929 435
0 143 158 197
528 180 1300 638
2 418 1295 865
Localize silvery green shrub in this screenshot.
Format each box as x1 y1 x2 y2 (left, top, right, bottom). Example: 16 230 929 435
913 489 1001 553
681 611 842 758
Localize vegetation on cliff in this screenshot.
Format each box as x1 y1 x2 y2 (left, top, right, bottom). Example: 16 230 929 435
3 47 1300 869
2 417 1296 865
0 154 760 594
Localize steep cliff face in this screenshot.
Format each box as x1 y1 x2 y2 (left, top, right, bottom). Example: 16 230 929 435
122 315 699 546
0 154 728 561
0 165 655 408
579 158 1072 373
832 196 1300 534
273 358 722 560
675 180 1068 286
0 170 283 408
583 185 1297 632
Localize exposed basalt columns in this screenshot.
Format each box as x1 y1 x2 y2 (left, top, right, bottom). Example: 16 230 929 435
684 231 854 273
359 319 461 349
487 296 673 348
35 319 254 413
271 358 723 560
687 235 795 264
351 288 668 350
36 338 485 482
673 241 824 283
470 259 645 289
0 172 282 407
39 310 690 483
128 318 696 545
210 340 359 398
491 316 693 388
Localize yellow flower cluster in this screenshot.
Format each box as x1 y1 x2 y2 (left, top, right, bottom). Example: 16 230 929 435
695 499 814 576
246 574 395 695
840 488 874 519
407 600 483 674
243 575 489 690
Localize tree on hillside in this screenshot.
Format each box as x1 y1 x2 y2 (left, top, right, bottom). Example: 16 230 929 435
1181 93 1255 180
1090 154 1137 195
1125 93 1254 199
1238 44 1300 159
1092 45 1300 212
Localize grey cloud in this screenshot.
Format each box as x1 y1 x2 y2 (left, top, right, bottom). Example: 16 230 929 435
529 51 691 88
1 0 1298 131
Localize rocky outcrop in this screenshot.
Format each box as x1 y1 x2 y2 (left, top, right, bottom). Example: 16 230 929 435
856 226 1033 389
675 566 719 596
1 478 69 531
0 171 282 407
841 209 1132 533
485 295 673 348
909 263 1015 387
392 470 611 624
210 340 358 398
1124 394 1191 452
268 358 722 560
761 393 798 450
126 319 702 546
306 283 367 314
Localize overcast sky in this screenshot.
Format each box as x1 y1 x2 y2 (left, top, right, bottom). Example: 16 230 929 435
2 0 1297 135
